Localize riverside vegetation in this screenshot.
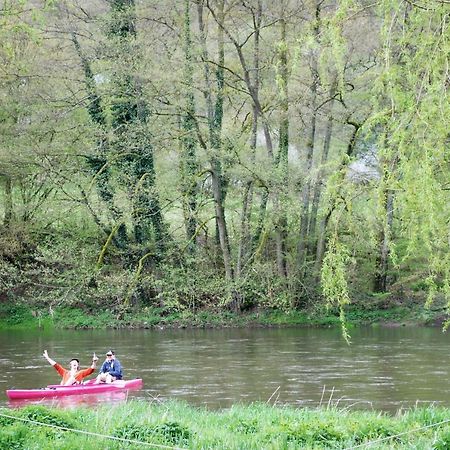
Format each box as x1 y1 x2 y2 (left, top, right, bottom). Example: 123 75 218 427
0 1 448 333
0 294 446 331
0 401 449 449
1 4 448 447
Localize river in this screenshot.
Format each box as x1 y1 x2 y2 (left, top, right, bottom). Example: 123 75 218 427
1 326 448 411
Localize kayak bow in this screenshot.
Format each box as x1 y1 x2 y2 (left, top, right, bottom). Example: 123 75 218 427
6 378 143 400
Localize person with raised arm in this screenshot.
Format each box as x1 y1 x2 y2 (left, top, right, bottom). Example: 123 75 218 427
43 350 98 385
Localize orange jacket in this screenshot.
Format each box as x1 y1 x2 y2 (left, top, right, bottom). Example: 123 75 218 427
53 363 94 385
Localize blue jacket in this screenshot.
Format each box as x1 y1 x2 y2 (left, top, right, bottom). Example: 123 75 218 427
99 358 123 379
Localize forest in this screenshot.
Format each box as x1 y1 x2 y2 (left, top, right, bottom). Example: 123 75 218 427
0 0 449 329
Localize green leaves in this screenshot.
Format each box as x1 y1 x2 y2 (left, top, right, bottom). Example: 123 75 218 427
321 234 351 342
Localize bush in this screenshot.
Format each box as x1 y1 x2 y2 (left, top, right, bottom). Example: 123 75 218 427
349 417 402 445
153 422 192 445
434 428 450 450
114 421 191 446
0 424 29 450
271 420 345 446
0 304 34 325
114 423 156 443
20 405 76 429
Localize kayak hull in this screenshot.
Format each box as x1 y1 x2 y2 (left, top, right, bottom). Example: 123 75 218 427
6 378 143 400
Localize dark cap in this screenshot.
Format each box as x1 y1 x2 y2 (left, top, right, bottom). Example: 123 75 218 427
106 350 114 356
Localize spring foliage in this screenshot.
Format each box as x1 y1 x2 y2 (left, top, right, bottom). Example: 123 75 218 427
0 1 448 326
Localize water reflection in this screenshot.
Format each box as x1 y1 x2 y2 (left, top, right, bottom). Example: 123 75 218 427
8 391 129 409
1 326 449 411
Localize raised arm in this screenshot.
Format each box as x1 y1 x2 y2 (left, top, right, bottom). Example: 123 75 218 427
43 350 57 366
90 353 99 369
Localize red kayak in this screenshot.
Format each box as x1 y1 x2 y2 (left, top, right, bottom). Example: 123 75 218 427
6 378 143 400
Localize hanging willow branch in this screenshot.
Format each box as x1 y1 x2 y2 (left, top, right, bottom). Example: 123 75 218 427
321 231 351 344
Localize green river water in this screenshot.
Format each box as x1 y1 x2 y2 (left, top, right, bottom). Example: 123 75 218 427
1 326 448 411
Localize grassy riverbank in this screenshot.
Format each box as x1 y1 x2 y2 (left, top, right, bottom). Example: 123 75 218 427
1 401 449 449
0 295 447 331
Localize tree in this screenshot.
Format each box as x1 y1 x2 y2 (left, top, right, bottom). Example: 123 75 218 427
371 0 449 305
274 0 289 278
180 0 199 253
107 0 167 256
198 0 233 281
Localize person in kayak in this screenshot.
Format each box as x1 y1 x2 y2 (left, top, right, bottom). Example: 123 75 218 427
94 350 123 383
43 350 99 385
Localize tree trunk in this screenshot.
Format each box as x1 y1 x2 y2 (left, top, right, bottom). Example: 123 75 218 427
213 0 233 281
236 180 253 277
297 88 318 267
275 9 289 278
253 189 269 251
315 121 361 275
3 176 13 227
207 1 274 258
71 32 126 241
108 0 167 256
198 0 233 280
308 81 336 255
236 0 261 277
181 0 198 253
374 179 395 292
297 1 320 267
211 159 233 280
315 208 332 277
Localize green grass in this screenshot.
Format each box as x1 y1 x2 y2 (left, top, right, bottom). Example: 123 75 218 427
0 298 445 331
0 401 449 449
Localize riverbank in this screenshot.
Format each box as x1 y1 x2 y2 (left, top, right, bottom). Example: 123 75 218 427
0 293 447 331
1 227 448 331
1 401 449 449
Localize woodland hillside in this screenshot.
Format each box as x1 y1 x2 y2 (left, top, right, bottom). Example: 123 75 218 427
0 0 448 327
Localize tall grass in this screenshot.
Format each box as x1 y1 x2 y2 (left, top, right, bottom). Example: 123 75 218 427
1 400 449 449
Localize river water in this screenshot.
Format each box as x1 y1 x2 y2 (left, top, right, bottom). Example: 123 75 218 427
0 326 448 411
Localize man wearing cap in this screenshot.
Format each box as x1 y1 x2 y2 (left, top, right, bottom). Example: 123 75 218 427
94 350 123 383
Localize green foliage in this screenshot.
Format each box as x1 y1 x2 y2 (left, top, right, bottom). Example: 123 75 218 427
149 260 305 313
0 260 24 293
53 308 115 329
0 0 448 333
434 428 450 450
321 233 351 341
0 424 29 450
0 406 84 449
1 400 450 449
228 418 259 435
370 0 450 312
114 423 155 442
153 421 192 445
270 419 345 446
0 225 36 262
0 414 15 427
151 264 228 311
19 405 76 429
321 236 350 309
350 417 402 445
114 421 191 446
0 303 34 325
